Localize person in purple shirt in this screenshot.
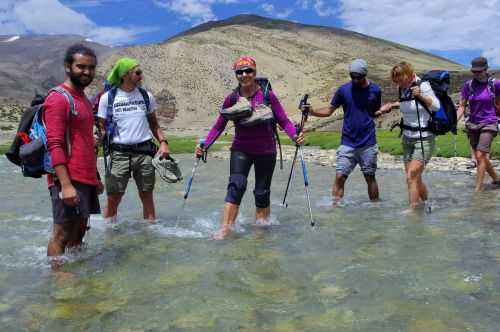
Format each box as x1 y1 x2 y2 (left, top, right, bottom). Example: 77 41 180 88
303 59 381 204
457 56 500 192
195 56 304 239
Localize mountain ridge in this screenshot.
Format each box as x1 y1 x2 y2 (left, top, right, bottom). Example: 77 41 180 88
0 14 467 142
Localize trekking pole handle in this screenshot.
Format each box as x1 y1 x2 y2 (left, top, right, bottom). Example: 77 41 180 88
298 94 309 117
197 138 207 163
297 94 309 135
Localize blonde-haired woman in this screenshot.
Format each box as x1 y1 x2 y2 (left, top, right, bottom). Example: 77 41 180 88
375 62 440 209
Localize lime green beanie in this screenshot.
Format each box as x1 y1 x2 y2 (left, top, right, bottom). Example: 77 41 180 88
107 57 140 87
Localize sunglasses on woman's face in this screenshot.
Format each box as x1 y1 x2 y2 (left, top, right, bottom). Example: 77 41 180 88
471 70 484 74
235 68 255 75
134 69 143 76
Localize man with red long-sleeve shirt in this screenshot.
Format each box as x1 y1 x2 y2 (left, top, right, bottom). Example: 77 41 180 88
44 44 103 257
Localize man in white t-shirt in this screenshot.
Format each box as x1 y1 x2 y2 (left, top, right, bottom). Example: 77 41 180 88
97 57 169 222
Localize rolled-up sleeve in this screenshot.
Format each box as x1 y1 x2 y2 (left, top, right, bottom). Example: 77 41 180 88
44 93 70 167
421 81 440 112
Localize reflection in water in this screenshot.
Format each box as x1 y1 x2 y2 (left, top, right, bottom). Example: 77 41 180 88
0 155 499 331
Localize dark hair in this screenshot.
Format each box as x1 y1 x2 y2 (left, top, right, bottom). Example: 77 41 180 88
64 44 97 65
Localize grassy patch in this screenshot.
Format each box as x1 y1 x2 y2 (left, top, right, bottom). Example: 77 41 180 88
1 131 498 159
0 136 229 157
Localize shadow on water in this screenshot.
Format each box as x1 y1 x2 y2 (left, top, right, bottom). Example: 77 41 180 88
1 155 500 331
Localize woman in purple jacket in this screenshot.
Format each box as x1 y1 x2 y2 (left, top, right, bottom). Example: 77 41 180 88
457 57 500 192
196 56 304 239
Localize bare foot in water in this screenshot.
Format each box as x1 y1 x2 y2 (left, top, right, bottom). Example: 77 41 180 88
213 225 233 240
255 217 272 227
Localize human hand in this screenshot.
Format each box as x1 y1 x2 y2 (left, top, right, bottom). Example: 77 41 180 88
195 144 205 159
295 132 305 145
374 103 393 116
158 141 169 159
410 85 421 97
300 103 312 115
61 184 79 207
96 180 104 195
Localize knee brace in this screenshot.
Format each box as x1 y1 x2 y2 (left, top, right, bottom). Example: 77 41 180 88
225 174 247 205
254 189 271 208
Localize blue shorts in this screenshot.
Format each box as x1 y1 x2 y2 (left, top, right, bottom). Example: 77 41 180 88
335 144 378 177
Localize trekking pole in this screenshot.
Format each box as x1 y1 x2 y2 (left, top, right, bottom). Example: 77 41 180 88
298 143 315 226
183 138 207 201
281 94 309 207
414 94 431 213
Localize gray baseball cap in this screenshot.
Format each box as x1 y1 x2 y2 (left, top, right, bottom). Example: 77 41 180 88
349 59 368 76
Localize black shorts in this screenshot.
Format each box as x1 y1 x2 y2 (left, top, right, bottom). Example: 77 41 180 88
49 181 101 224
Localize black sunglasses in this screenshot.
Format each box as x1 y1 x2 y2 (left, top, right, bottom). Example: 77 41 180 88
134 69 143 76
471 70 484 74
350 73 366 80
235 68 255 75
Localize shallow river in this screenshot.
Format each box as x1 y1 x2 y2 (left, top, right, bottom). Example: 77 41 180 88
1 155 499 331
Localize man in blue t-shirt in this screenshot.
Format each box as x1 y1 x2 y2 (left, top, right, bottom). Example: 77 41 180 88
304 59 382 203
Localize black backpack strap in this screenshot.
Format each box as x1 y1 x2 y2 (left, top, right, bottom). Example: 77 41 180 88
138 87 151 113
229 88 239 106
262 88 283 169
259 80 271 106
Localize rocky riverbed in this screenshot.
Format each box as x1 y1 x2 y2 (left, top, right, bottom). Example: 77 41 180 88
209 145 492 175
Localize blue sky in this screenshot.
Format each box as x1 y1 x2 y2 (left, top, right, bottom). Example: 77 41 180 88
2 0 499 67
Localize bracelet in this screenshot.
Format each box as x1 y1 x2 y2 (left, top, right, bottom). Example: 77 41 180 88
160 139 168 145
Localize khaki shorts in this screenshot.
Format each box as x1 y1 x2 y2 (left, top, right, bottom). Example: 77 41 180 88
106 150 155 193
402 135 435 164
466 122 498 153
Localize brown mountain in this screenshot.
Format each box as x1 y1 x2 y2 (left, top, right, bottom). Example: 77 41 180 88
96 14 464 135
1 14 469 142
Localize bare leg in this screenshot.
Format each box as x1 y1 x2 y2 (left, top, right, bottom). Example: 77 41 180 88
474 150 490 192
66 218 88 248
214 202 240 240
363 174 379 201
104 192 124 220
332 173 347 204
255 207 271 225
47 224 70 257
405 160 425 209
483 152 500 183
138 191 155 221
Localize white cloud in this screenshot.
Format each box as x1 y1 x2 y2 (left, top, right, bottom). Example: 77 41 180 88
276 9 293 19
153 0 240 24
261 3 275 14
338 0 500 65
259 2 293 19
153 0 217 24
62 0 125 7
294 0 336 17
0 0 151 46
